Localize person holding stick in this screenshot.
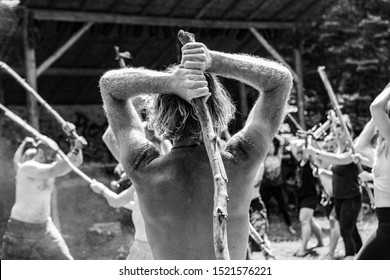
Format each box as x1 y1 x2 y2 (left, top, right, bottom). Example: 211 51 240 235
354 84 390 259
259 134 296 235
0 135 84 260
306 118 369 259
99 40 292 259
289 139 323 257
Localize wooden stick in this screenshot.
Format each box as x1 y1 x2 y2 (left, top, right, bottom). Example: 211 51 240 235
317 66 375 208
0 61 87 145
178 30 230 260
248 224 276 260
0 103 93 184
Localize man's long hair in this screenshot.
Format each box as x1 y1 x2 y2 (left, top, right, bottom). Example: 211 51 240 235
148 65 236 142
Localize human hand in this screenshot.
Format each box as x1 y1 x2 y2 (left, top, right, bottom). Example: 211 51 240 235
90 179 106 194
305 145 316 156
62 122 76 136
171 67 210 103
350 152 364 164
71 136 86 151
181 42 212 72
114 163 124 176
358 171 372 182
23 137 36 149
40 136 59 151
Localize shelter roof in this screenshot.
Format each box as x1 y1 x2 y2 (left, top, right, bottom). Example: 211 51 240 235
0 0 338 105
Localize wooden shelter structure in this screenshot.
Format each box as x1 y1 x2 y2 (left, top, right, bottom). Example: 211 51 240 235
0 0 339 131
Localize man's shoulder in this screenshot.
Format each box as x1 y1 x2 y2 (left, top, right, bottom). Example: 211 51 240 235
225 131 267 163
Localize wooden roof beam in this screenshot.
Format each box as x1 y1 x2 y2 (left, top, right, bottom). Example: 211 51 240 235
249 27 299 82
37 22 93 77
3 67 106 76
31 9 296 29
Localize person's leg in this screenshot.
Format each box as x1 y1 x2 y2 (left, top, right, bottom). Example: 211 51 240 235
260 186 272 219
0 219 36 260
296 207 314 255
310 218 324 247
325 203 341 260
38 219 73 260
356 208 390 260
352 225 363 253
273 185 295 233
355 230 378 260
337 196 362 257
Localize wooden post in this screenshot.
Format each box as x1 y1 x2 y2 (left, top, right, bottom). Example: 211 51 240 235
249 28 299 82
294 46 306 130
239 83 248 125
23 10 39 129
0 74 4 104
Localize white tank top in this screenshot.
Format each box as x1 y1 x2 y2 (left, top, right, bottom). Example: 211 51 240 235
373 149 390 193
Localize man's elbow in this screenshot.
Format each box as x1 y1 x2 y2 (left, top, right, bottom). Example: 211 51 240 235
107 200 121 208
99 70 116 97
279 68 293 94
369 103 381 116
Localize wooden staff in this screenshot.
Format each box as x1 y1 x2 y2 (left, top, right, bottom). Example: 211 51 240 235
0 103 93 184
248 225 276 260
0 61 87 145
178 30 230 260
318 66 375 208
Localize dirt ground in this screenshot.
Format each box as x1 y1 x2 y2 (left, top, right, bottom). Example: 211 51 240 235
250 208 378 260
0 162 378 260
64 203 378 260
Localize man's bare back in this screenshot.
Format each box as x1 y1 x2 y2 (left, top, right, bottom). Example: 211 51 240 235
100 41 292 259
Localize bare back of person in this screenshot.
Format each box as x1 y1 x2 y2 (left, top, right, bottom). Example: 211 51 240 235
11 162 56 223
100 41 292 259
129 133 267 259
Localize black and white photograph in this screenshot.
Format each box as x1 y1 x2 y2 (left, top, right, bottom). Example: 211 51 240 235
1 0 389 278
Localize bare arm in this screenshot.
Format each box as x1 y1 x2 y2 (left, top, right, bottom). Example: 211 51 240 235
100 66 208 179
370 83 390 145
353 119 375 164
90 180 135 208
102 126 120 162
181 43 292 152
307 146 371 167
13 137 35 171
209 52 292 148
20 150 82 179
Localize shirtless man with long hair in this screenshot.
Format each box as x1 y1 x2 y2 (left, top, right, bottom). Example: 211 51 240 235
99 41 292 259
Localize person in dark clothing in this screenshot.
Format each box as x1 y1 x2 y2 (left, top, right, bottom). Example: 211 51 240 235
290 139 323 257
260 135 296 235
307 120 370 259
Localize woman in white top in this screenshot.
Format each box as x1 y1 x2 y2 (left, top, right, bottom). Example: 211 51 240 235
355 83 390 260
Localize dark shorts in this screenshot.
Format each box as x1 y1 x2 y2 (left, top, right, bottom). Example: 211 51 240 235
0 218 73 260
298 194 318 210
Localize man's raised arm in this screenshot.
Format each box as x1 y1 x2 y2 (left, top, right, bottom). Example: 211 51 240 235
99 66 208 175
211 51 292 142
182 43 292 146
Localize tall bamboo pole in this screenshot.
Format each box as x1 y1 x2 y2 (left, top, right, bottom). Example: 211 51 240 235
0 62 87 145
0 103 93 184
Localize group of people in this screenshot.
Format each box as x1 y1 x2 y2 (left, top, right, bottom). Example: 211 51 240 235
1 39 389 260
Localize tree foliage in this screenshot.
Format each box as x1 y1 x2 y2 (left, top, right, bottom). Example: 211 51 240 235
301 0 390 132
